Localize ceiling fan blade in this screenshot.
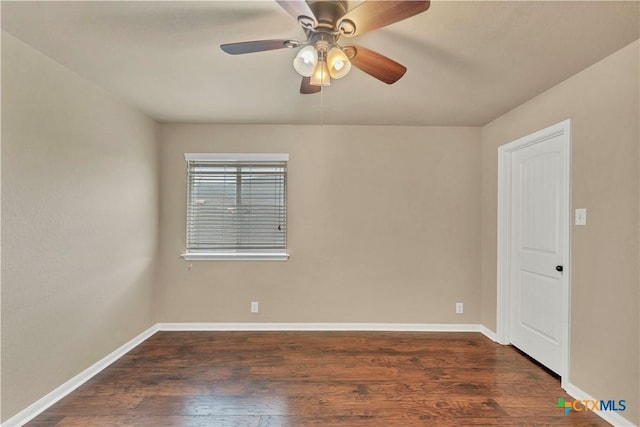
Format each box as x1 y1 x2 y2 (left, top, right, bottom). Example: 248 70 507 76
220 39 295 55
276 1 317 26
300 76 321 94
338 1 430 37
347 45 407 84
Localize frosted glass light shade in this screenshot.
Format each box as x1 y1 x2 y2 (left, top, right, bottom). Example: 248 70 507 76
327 47 352 79
293 46 318 77
310 59 331 86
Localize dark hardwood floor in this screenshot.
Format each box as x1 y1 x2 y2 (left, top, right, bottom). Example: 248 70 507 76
26 332 609 426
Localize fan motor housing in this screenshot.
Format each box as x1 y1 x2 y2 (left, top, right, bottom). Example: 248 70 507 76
307 1 348 29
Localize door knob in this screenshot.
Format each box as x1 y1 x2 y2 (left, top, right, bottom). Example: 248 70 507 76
555 265 563 272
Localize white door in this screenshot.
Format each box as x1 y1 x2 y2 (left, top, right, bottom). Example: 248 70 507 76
509 130 568 375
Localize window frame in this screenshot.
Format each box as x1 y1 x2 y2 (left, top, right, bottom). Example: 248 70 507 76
181 153 289 261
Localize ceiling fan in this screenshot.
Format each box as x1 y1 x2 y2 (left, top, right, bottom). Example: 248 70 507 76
220 1 430 94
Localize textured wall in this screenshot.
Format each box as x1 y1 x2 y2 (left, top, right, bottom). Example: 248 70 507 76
1 33 159 421
481 40 639 424
158 124 482 325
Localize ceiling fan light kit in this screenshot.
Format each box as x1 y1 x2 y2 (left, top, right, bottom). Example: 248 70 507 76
294 36 352 85
220 1 430 94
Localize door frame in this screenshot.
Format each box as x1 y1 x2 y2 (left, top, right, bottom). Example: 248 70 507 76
496 119 571 383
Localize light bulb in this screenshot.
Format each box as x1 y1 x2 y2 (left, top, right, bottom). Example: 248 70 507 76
301 50 314 64
327 47 351 79
293 46 318 77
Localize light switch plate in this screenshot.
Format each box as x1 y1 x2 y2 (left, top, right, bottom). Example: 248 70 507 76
575 208 587 226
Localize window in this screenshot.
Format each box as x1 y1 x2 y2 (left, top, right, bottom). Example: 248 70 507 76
182 153 289 261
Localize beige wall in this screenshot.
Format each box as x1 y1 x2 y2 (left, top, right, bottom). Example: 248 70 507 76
481 40 640 424
158 125 482 324
1 32 159 421
0 31 3 423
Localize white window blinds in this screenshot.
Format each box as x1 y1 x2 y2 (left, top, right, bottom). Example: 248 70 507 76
185 154 288 256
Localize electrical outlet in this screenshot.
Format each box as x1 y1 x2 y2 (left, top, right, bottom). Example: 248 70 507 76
251 301 259 313
456 302 463 314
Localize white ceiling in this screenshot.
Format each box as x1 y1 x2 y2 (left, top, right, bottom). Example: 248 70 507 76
2 1 638 126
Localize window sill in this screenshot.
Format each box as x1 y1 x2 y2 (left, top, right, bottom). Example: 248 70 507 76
181 252 289 261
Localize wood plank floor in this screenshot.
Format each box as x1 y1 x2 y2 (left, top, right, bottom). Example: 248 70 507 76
26 332 609 426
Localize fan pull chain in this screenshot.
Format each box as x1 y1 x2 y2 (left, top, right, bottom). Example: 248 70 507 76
320 88 324 126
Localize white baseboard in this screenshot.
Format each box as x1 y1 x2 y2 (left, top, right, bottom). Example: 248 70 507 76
479 325 498 342
157 322 500 341
563 381 637 427
157 322 488 333
1 324 159 427
1 322 498 426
